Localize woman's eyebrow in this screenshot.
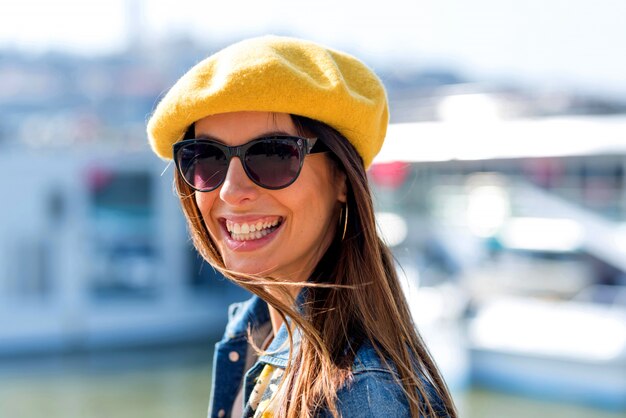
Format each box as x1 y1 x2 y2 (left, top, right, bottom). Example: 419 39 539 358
194 133 220 141
252 130 292 138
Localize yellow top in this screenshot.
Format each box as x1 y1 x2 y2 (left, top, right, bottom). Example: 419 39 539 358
245 363 284 417
146 35 389 168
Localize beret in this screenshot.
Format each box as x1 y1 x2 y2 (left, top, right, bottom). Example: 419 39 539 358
146 35 389 168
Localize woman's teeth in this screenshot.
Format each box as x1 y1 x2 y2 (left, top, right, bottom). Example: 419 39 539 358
226 219 280 241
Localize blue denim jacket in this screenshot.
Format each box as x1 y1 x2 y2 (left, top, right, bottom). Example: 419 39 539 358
208 295 448 418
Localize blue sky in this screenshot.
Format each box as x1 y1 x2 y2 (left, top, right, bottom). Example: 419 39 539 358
2 0 625 96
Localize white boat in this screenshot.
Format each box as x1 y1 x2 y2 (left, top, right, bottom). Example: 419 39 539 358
372 115 626 411
468 286 626 410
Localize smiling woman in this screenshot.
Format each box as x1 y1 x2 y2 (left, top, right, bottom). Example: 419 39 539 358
192 112 345 282
147 36 456 418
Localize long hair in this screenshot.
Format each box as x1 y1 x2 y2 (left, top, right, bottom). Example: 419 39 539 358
174 115 457 417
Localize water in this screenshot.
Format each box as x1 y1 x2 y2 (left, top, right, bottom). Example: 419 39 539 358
0 344 622 418
0 345 212 418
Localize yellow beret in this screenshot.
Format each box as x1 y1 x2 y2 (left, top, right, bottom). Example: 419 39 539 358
147 35 389 168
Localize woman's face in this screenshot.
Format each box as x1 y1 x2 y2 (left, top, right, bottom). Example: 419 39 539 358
194 111 347 281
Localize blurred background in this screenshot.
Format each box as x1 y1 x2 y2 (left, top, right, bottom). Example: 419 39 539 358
1 1 625 417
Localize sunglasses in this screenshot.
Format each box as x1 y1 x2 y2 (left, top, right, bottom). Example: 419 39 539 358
173 135 325 192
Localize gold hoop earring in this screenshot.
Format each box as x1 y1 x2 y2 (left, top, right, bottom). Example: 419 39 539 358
340 203 348 241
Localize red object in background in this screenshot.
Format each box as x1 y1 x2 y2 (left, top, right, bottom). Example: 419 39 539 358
86 166 115 192
521 157 563 188
369 161 411 189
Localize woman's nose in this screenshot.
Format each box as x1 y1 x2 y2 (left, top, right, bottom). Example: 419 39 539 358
219 157 260 205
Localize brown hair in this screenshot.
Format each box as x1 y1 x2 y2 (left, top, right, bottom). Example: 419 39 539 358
174 115 457 417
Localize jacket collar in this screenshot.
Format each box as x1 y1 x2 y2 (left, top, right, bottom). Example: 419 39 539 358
227 290 309 368
227 290 388 372
223 294 271 340
258 316 300 368
260 288 310 366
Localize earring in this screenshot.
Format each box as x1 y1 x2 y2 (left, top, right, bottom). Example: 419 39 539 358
339 203 348 241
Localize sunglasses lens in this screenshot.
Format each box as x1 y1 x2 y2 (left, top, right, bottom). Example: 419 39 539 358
177 143 228 191
245 139 302 188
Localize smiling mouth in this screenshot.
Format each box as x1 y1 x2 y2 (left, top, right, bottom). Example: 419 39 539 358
225 217 283 241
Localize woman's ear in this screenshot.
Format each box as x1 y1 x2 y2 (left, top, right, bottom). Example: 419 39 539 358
335 170 348 204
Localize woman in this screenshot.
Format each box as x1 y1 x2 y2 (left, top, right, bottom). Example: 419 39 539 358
147 36 456 418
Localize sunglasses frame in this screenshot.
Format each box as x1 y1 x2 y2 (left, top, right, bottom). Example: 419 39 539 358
173 135 322 192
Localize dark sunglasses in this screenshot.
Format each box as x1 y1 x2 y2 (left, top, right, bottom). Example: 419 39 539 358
173 135 326 192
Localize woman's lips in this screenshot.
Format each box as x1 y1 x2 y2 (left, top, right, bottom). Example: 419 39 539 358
220 216 284 251
225 217 282 239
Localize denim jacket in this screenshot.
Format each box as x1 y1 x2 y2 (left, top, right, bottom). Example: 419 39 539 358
207 295 448 418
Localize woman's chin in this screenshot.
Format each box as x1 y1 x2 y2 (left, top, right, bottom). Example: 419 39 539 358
223 260 276 278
